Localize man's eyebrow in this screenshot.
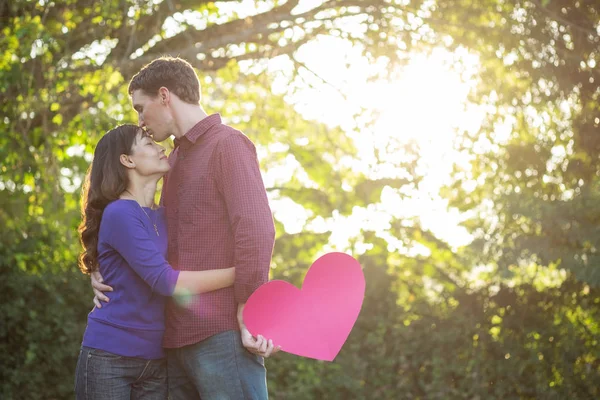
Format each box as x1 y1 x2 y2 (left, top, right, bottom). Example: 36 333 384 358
133 104 142 111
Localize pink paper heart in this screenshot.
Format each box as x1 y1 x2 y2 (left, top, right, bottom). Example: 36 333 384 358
243 252 365 361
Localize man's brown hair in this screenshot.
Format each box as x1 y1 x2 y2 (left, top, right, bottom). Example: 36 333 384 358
128 57 200 104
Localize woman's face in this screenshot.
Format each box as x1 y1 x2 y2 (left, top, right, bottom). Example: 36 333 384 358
128 130 170 177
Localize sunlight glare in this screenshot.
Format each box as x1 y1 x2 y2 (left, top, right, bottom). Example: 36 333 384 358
267 40 481 250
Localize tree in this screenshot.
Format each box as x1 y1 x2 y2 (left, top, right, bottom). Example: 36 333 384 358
437 0 600 285
2 1 417 398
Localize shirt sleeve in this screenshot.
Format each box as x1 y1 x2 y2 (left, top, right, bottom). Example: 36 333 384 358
213 133 276 303
103 203 180 296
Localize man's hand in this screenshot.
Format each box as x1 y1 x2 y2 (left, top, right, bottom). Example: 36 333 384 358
239 324 280 358
91 271 113 308
238 303 281 358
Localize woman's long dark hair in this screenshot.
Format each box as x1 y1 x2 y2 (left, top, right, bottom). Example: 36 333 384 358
78 124 143 274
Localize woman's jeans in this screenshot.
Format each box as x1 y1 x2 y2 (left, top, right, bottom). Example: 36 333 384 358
74 346 167 400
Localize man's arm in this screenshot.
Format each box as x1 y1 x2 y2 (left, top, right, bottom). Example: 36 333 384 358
214 133 278 356
214 133 275 302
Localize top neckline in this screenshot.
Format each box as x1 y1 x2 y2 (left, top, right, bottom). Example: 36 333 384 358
117 198 160 211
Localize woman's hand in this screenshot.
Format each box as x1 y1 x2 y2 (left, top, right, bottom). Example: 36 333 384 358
91 270 113 308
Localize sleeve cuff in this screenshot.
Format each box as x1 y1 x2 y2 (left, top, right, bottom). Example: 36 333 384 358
155 268 180 297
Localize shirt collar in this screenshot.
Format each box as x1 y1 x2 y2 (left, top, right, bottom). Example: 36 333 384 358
174 113 222 148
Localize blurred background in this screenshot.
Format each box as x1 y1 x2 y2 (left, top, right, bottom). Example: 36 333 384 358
1 0 599 398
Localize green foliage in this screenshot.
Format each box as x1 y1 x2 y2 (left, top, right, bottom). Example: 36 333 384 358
1 265 90 399
267 249 600 400
439 0 600 285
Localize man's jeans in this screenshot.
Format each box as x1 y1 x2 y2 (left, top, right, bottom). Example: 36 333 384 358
74 346 167 399
167 330 268 400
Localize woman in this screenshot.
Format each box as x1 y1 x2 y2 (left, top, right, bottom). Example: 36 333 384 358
74 125 232 399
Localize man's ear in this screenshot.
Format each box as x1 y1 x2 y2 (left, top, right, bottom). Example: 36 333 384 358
158 86 171 104
158 86 170 105
120 154 135 169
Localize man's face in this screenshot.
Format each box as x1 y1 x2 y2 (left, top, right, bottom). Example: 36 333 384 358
131 89 172 142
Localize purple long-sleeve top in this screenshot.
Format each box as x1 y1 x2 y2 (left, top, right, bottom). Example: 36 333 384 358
82 199 180 359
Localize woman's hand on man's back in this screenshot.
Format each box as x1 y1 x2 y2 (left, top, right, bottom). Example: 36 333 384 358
91 271 113 308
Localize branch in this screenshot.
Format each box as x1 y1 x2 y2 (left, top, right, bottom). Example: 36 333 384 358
146 0 300 55
107 0 214 64
293 58 349 101
117 0 400 75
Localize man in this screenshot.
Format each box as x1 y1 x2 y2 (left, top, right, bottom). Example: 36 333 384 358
92 56 278 399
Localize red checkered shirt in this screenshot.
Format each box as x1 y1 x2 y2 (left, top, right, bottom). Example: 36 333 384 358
161 114 275 348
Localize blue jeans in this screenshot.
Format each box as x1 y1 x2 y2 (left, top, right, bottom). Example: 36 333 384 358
74 346 167 399
166 330 268 400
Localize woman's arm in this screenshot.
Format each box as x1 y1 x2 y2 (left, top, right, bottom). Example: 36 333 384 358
174 268 235 295
105 203 233 297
